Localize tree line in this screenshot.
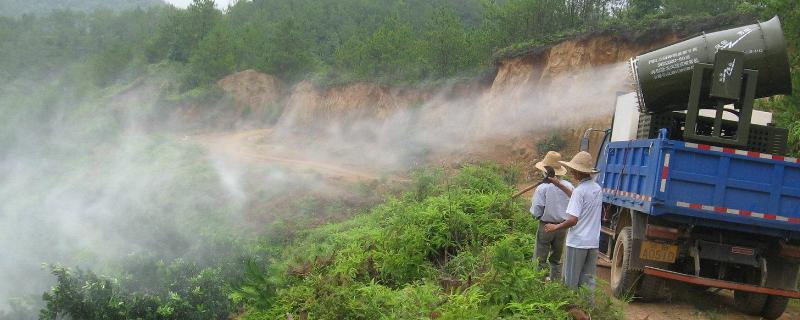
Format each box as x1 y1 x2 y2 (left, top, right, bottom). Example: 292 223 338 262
0 0 790 89
0 0 163 17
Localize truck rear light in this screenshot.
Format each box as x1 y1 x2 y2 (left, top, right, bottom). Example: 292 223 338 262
779 241 800 259
645 224 678 241
731 246 754 256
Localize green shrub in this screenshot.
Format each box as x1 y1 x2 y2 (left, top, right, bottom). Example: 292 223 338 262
37 164 620 320
40 259 238 320
240 163 621 319
409 167 444 201
536 134 567 155
450 164 513 194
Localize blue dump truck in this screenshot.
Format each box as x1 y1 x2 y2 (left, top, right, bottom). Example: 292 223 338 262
588 16 799 319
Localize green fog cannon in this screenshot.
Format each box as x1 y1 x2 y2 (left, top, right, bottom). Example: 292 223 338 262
630 16 793 148
631 16 792 114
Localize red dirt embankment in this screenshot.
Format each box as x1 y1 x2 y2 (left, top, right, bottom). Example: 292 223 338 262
217 70 285 121
209 32 676 181
208 15 760 176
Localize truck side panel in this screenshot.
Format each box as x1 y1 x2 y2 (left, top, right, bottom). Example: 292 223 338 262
598 135 800 237
656 140 800 234
598 138 661 214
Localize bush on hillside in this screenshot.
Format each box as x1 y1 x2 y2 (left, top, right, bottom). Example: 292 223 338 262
40 260 234 320
240 164 622 319
35 164 622 320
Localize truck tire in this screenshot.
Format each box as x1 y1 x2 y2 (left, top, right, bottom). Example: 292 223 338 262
638 275 666 301
611 227 641 298
734 265 769 315
759 258 798 319
761 296 789 320
733 290 767 315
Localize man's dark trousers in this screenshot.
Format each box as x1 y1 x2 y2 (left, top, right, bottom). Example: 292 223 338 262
535 220 567 280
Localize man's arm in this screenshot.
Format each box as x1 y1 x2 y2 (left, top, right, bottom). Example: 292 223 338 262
544 186 581 233
530 186 545 219
543 214 577 232
547 177 573 197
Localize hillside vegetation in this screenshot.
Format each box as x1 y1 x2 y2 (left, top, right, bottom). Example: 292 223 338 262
37 165 622 319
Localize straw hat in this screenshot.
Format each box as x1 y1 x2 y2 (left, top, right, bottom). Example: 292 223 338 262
559 151 599 174
535 151 568 176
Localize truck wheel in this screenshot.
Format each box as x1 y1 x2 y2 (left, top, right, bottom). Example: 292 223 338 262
761 296 789 320
733 290 767 315
638 275 666 301
611 227 641 298
759 258 798 320
734 265 770 315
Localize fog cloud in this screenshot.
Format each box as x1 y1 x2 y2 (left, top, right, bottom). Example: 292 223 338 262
0 61 629 314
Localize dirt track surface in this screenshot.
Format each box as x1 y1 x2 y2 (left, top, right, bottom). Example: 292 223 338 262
189 128 408 182
596 267 800 320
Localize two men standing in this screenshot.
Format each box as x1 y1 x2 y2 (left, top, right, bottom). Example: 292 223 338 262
531 150 602 291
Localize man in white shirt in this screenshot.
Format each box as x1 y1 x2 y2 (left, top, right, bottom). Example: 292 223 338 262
543 151 602 290
530 151 573 281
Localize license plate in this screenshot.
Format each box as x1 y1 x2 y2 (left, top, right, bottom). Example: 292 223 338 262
640 240 678 263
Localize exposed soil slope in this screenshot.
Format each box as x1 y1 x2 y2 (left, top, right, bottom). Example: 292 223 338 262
218 70 285 121
204 29 688 180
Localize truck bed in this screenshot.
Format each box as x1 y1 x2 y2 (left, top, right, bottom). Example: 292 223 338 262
598 131 800 238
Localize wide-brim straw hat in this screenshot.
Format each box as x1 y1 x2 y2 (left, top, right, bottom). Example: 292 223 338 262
559 151 599 174
535 151 568 176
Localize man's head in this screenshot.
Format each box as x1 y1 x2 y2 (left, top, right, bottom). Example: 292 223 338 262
559 151 598 181
567 167 591 181
535 151 567 178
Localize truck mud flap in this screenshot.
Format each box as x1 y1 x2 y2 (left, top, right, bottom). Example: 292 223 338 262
643 266 800 298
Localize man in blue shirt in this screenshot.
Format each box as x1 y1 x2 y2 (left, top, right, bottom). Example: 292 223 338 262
530 151 573 281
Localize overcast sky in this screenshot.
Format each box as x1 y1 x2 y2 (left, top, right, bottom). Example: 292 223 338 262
163 0 237 9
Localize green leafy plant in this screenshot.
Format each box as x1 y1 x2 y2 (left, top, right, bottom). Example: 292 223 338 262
238 164 621 319
40 259 236 320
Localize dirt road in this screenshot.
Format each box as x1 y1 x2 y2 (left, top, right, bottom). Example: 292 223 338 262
596 266 800 320
189 128 408 182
